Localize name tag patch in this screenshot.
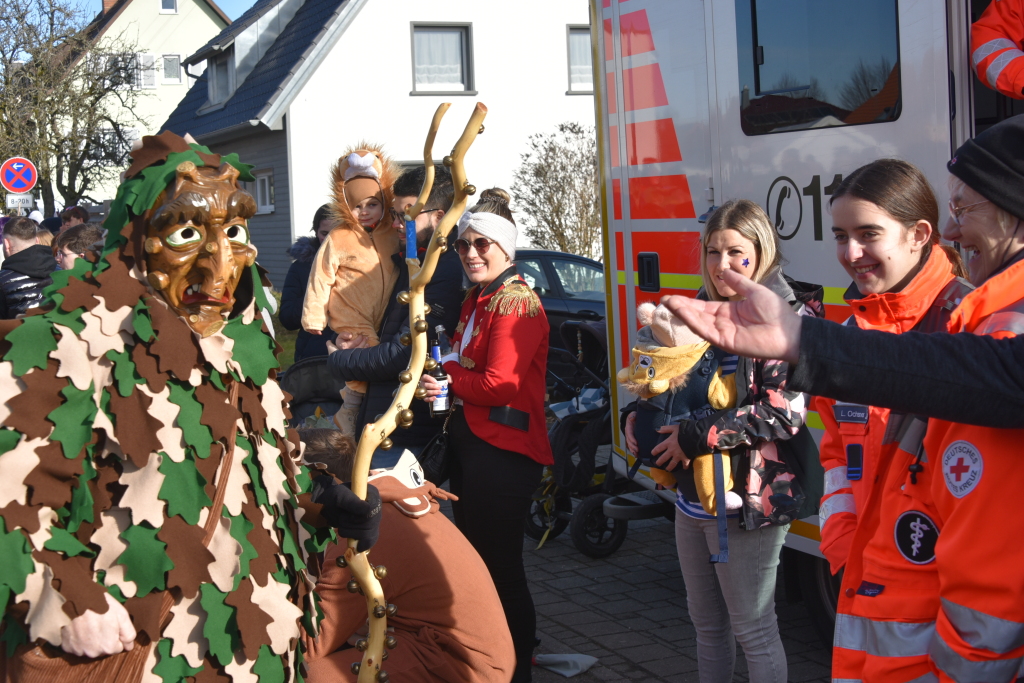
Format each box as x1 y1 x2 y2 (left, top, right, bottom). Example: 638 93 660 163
834 403 869 424
942 440 983 498
894 511 939 564
856 581 885 597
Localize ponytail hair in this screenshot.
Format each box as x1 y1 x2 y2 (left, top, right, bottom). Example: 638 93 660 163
830 159 967 279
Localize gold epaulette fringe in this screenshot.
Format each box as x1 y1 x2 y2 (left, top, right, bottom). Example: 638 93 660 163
485 282 541 318
462 285 479 304
459 356 476 369
455 321 465 334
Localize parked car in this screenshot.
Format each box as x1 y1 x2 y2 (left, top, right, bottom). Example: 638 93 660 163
513 250 606 350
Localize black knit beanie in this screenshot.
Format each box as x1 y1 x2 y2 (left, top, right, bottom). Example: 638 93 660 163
947 114 1024 221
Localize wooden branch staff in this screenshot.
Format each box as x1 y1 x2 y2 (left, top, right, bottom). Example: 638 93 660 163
343 101 489 683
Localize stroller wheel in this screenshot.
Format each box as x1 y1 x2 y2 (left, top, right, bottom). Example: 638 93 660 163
571 493 627 558
525 479 572 542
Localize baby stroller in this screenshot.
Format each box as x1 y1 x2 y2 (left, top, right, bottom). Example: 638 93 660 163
525 320 630 558
277 355 346 427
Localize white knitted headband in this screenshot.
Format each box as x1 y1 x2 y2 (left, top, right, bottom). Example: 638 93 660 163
456 211 517 261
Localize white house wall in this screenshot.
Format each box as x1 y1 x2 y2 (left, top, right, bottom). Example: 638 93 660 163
286 0 596 245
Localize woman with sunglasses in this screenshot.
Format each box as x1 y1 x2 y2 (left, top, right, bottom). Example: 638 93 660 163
815 160 972 682
420 188 552 683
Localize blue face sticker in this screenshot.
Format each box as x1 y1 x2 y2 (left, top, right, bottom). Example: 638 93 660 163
742 258 750 268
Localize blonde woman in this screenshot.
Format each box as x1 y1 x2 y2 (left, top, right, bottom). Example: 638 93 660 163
629 199 822 683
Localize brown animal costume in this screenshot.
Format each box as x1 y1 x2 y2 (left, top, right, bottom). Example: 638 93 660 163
618 302 742 515
301 146 400 435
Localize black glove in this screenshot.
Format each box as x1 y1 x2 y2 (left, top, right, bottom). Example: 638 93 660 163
312 476 382 552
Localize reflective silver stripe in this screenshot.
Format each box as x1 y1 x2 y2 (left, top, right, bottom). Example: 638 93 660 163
975 310 1024 336
833 679 861 683
906 675 939 683
834 614 935 657
930 631 1023 683
943 598 1024 654
819 493 855 527
824 466 852 495
986 49 1024 89
972 38 1018 68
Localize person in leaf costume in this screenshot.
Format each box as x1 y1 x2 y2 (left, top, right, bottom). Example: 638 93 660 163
0 131 380 683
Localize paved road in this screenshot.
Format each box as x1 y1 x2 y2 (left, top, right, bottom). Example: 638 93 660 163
521 513 833 683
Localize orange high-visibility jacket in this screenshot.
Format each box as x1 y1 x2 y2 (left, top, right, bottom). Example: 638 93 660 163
819 250 973 683
972 0 1024 99
924 255 1024 683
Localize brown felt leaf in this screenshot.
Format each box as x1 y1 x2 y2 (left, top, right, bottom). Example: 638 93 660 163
57 276 101 313
242 497 280 587
147 296 201 381
225 576 273 661
124 588 166 642
158 515 214 600
6 366 64 439
39 549 109 619
0 501 43 534
194 383 241 447
194 443 222 501
237 384 267 436
193 655 232 683
91 455 124 514
107 389 164 468
131 341 166 393
94 251 148 313
25 440 84 510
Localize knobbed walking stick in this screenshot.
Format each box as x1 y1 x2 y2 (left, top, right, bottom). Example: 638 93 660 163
343 102 488 683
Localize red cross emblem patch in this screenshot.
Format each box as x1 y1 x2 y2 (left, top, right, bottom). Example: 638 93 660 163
942 440 983 498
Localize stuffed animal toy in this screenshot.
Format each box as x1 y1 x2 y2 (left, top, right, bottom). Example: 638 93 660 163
618 302 743 515
302 144 401 435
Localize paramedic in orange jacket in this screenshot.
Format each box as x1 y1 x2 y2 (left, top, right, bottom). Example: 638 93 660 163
816 161 973 683
972 0 1024 99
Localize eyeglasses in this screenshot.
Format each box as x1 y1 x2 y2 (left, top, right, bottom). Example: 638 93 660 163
390 208 406 222
55 251 81 262
453 237 496 255
948 199 989 227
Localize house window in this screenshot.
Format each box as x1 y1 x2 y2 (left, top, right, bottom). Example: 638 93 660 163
160 0 177 13
162 55 181 84
412 25 473 93
254 170 275 214
208 52 234 105
137 53 157 88
735 0 901 135
567 26 593 93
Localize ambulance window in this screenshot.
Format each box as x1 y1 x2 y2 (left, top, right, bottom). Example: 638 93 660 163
735 0 901 135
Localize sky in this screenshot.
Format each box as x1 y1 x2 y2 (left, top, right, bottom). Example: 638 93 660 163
212 0 257 22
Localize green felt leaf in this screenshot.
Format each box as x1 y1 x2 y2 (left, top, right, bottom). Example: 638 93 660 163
67 455 97 533
274 515 305 572
0 519 34 593
301 589 324 636
106 348 145 397
222 316 278 386
199 583 239 666
48 382 98 459
107 583 127 603
251 265 272 311
158 454 211 525
132 299 156 343
153 637 202 683
208 371 227 392
271 565 290 586
225 511 257 590
43 301 87 334
42 262 94 300
294 647 307 683
44 527 96 558
253 644 285 683
117 523 174 595
167 383 213 456
238 438 269 508
0 615 28 658
301 522 335 558
0 429 21 455
3 316 57 375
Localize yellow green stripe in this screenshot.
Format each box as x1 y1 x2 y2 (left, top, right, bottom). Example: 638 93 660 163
806 411 825 431
823 286 848 305
617 271 703 290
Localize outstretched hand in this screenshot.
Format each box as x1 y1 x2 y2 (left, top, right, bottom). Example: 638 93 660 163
660 270 802 364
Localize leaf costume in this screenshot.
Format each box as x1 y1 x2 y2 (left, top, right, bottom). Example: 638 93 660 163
0 134 334 682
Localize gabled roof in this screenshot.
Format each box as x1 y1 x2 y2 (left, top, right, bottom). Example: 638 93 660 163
186 0 282 65
87 0 230 42
162 0 360 142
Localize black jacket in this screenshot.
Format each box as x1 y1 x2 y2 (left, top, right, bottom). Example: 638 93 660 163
0 244 56 319
280 236 336 362
328 247 464 449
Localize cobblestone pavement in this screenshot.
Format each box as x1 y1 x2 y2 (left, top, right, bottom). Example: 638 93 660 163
523 515 833 683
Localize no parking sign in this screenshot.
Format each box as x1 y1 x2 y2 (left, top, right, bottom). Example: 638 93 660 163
0 158 38 194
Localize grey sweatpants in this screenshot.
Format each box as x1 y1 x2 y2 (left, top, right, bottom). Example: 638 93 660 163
674 510 789 683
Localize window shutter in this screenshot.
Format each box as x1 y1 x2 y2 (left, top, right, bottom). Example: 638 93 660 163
141 54 157 88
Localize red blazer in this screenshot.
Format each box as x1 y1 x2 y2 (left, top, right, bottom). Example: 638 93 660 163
443 268 553 466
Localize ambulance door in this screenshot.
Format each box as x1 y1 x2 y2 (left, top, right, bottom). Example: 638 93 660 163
596 0 716 458
708 0 953 302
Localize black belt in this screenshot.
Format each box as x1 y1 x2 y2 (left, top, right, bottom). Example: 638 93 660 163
489 406 530 432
